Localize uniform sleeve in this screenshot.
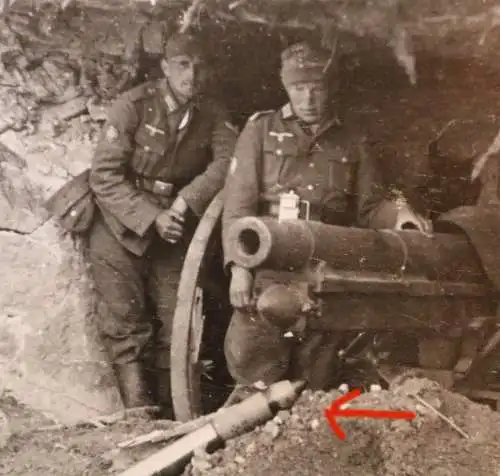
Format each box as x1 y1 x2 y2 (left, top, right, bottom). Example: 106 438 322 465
354 136 388 228
222 118 263 269
89 97 163 237
177 105 237 217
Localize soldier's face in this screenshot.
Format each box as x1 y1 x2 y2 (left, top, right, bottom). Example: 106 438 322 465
285 80 329 124
162 54 207 102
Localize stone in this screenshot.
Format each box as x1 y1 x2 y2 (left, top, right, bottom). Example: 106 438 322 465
309 418 320 430
245 442 257 455
338 383 349 395
45 97 88 123
0 410 11 449
276 410 291 422
191 455 213 472
0 123 121 424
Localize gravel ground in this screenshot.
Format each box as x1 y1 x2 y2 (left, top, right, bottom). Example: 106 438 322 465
182 377 500 476
3 377 496 476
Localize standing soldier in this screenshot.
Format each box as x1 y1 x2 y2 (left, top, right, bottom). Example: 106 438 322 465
222 41 430 399
88 32 237 418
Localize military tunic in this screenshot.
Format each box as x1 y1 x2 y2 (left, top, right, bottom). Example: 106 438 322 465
90 78 237 257
222 104 393 389
87 78 237 371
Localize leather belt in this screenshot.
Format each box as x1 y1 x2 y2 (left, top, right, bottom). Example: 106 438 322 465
133 175 179 197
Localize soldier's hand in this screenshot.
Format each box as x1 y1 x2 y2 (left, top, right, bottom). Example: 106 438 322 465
230 265 254 309
395 207 433 235
170 196 188 215
155 209 185 243
155 197 189 243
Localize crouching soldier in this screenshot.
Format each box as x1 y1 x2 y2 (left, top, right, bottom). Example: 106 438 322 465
48 32 237 418
221 40 430 400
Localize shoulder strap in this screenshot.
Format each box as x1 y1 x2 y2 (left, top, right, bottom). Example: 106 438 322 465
249 109 274 122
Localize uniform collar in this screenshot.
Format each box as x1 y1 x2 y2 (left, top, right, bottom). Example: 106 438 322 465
281 102 342 141
157 78 180 113
281 103 294 120
157 78 201 114
152 79 194 132
280 102 342 128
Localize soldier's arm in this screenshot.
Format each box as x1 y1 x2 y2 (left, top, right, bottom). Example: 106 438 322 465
354 136 389 228
222 117 263 269
177 105 238 217
89 97 163 237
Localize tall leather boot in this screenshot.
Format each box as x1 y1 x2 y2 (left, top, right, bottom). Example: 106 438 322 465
113 362 155 409
154 368 174 420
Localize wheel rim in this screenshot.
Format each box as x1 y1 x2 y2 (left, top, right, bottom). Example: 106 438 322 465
171 192 226 422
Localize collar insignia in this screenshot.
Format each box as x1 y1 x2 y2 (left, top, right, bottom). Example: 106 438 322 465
145 124 165 136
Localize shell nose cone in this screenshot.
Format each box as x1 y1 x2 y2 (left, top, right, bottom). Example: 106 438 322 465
291 380 307 394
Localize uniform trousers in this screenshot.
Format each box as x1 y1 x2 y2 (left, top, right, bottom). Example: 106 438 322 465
224 309 343 390
88 212 188 411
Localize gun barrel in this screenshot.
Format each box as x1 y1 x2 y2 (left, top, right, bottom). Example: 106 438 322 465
226 216 486 283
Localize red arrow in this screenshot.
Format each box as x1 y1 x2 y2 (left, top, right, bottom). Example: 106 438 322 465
324 388 417 440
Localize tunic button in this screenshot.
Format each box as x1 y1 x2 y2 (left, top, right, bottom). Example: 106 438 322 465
341 156 348 163
307 185 314 191
144 145 151 152
309 162 314 168
276 149 283 156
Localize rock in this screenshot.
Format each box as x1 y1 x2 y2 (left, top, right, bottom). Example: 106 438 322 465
107 449 135 473
191 455 212 472
263 421 281 440
390 420 412 432
245 442 257 455
0 125 121 424
273 414 283 425
45 97 88 122
338 383 349 395
0 145 48 234
0 410 11 448
290 413 301 426
234 456 245 465
309 418 320 430
276 410 291 422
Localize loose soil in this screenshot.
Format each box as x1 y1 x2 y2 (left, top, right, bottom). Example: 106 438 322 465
1 378 499 476
188 377 500 476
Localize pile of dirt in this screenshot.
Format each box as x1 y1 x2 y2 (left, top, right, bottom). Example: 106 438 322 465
183 377 500 476
1 378 499 475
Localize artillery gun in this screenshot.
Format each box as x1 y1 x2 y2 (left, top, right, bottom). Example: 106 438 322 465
170 194 500 421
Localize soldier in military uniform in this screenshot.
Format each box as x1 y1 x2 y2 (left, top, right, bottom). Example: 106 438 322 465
221 41 430 397
87 32 237 417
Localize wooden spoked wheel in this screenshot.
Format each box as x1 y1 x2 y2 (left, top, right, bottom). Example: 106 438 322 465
171 192 232 422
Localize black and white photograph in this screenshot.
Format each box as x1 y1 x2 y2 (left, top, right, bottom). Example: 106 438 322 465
0 0 499 474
